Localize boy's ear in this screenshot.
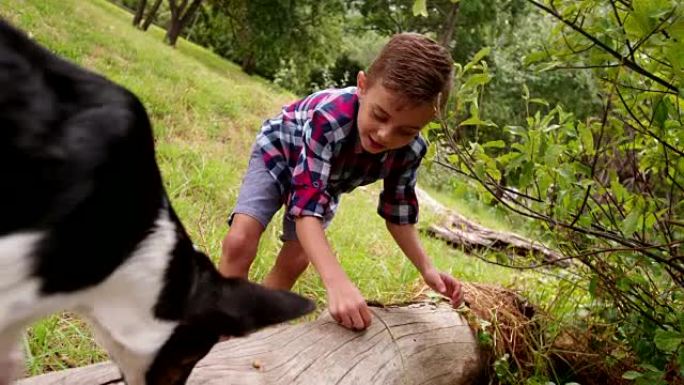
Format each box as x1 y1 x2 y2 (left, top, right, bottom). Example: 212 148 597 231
357 71 367 96
191 277 315 337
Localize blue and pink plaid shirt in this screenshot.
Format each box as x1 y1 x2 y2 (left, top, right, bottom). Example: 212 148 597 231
255 87 427 225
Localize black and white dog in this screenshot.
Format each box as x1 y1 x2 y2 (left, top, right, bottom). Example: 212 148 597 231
0 19 314 385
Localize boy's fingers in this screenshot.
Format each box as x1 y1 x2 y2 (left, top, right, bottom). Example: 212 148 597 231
329 306 341 324
350 309 366 331
340 313 354 329
360 304 372 329
442 274 455 291
452 283 464 306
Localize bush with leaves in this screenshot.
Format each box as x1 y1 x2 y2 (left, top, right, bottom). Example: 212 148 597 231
428 0 683 383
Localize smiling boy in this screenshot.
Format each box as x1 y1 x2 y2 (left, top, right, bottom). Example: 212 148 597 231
219 33 463 330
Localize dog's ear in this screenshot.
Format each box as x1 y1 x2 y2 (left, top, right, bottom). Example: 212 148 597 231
188 273 316 337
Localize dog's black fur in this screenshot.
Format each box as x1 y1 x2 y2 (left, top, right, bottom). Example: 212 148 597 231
0 18 314 385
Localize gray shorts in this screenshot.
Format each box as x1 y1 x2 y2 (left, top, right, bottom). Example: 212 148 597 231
228 146 332 242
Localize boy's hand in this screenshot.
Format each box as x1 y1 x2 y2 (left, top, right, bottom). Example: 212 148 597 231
422 268 464 308
326 278 372 331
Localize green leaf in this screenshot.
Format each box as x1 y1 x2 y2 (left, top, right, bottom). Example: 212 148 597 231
537 61 561 72
464 73 492 89
544 144 564 166
523 51 548 66
578 123 594 154
617 276 633 291
621 207 642 236
425 142 437 161
678 348 684 376
412 0 428 17
624 16 644 38
622 370 643 380
522 84 530 101
654 329 683 353
652 98 670 128
474 159 487 179
641 363 660 372
460 116 497 127
465 47 491 72
611 178 629 202
530 98 550 107
483 140 506 149
519 161 534 187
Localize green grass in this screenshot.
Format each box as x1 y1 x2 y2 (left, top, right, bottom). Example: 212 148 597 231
1 0 562 377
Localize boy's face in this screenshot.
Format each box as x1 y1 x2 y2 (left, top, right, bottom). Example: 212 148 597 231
356 71 435 154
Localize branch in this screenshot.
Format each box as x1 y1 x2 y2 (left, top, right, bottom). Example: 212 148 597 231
631 8 678 52
435 160 544 203
599 77 678 94
526 0 679 93
616 88 684 157
552 64 622 70
609 0 636 62
168 0 178 16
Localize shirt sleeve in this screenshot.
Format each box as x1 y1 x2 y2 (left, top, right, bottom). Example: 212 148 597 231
287 108 337 219
377 147 426 225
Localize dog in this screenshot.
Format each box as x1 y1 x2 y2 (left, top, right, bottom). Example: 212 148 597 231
0 18 314 385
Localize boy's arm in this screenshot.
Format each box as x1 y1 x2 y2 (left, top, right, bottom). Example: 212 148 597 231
386 221 464 307
296 216 372 330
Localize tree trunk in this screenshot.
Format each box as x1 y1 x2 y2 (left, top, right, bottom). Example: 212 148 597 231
165 19 183 46
438 3 459 47
141 0 163 31
17 303 485 385
241 51 256 74
165 0 203 47
132 0 147 27
416 188 566 266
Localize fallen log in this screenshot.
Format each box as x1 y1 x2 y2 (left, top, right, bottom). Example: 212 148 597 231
18 303 485 385
416 188 566 266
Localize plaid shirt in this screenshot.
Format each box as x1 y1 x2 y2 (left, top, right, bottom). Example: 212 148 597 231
255 87 427 225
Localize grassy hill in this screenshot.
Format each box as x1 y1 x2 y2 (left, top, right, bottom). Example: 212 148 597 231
1 0 526 376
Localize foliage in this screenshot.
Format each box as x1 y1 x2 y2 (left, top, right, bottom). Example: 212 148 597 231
190 0 345 94
429 0 684 383
482 9 602 131
351 0 526 62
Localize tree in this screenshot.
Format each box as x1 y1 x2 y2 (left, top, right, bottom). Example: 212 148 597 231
166 0 204 46
141 0 163 31
132 0 147 27
351 0 459 44
190 0 345 91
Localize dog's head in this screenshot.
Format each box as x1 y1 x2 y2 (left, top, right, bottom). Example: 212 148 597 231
137 242 315 385
107 234 314 385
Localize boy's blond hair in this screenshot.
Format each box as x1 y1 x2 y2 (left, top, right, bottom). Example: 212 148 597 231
367 33 454 109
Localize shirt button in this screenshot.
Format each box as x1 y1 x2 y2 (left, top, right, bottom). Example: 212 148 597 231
313 181 320 188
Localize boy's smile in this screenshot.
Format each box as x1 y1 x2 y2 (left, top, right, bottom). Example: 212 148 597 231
356 71 435 154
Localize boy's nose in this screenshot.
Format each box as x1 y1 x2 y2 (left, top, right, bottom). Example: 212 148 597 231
376 126 391 145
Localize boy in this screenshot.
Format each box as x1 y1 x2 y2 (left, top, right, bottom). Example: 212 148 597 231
220 33 464 331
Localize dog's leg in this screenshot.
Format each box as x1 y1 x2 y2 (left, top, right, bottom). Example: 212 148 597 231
0 327 22 385
81 314 137 385
81 209 179 385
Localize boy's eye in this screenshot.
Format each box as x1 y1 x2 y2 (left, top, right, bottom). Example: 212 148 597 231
373 112 388 122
